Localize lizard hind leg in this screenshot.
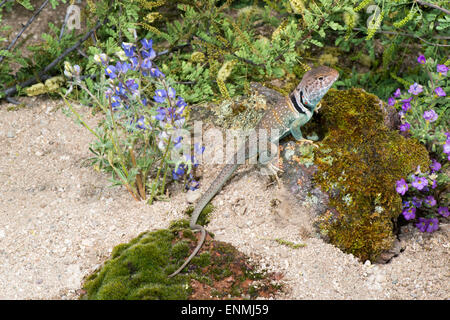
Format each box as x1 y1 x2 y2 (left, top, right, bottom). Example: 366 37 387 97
258 142 284 188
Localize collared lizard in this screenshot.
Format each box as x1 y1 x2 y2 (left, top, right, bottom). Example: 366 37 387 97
168 66 339 277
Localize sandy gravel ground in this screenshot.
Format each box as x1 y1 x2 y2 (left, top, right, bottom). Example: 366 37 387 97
0 98 448 300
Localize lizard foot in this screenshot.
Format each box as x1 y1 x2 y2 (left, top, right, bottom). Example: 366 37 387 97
296 139 319 148
267 162 283 188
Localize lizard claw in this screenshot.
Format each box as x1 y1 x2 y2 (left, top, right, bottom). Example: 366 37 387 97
297 139 319 148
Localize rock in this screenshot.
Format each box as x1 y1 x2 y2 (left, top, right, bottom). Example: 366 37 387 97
256 87 429 263
185 189 201 203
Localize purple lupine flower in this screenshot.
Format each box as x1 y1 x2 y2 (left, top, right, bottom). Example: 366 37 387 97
417 55 426 64
437 64 448 76
154 89 167 103
167 87 176 99
399 122 410 132
438 207 449 217
424 195 436 207
423 109 438 122
388 97 395 106
110 95 121 109
402 207 416 220
155 107 166 121
426 218 439 233
416 217 428 232
172 164 186 180
434 87 446 97
142 48 156 60
395 178 408 195
408 83 423 95
125 79 139 94
194 143 205 155
445 132 450 139
150 67 164 78
141 58 152 70
121 42 136 58
393 88 401 98
430 159 441 172
173 136 183 149
411 176 428 190
135 116 150 130
140 38 153 50
105 65 117 79
115 62 131 74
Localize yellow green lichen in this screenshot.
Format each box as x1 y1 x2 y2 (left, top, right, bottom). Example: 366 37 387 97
312 88 430 262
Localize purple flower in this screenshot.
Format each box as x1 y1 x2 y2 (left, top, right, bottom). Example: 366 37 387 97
444 140 450 154
430 159 441 172
426 218 439 233
411 176 428 190
115 62 131 74
437 64 448 76
140 38 153 50
412 197 423 208
401 97 413 103
155 107 166 121
434 87 446 97
393 88 401 98
125 79 139 93
388 97 396 106
194 143 205 155
135 116 150 130
431 179 437 189
415 217 439 233
402 207 416 220
399 122 410 132
416 217 428 232
438 207 449 217
417 55 426 64
424 195 436 207
105 65 117 79
110 95 121 109
121 42 136 58
395 178 408 195
141 57 152 70
408 83 423 95
401 102 411 111
150 67 164 78
172 164 186 180
142 48 156 60
423 109 438 122
154 89 167 103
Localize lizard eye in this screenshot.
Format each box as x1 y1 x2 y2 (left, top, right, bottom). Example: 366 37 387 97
318 76 324 81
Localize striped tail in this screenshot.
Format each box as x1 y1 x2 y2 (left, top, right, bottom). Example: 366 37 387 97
168 150 244 277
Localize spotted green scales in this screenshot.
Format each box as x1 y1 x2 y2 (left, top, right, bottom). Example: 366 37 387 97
168 66 339 278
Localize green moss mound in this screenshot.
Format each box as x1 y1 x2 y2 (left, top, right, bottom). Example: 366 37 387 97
81 227 191 300
81 220 282 300
312 88 430 262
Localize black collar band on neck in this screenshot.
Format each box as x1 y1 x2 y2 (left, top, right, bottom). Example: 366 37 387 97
290 93 305 114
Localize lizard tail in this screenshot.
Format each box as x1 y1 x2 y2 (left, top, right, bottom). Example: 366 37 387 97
168 162 240 278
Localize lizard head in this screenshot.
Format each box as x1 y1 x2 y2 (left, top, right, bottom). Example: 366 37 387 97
292 66 339 109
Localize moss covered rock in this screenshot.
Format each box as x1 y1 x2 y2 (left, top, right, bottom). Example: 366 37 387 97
81 220 282 300
282 88 430 262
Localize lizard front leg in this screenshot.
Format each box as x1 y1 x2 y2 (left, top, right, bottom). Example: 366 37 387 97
290 117 318 148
